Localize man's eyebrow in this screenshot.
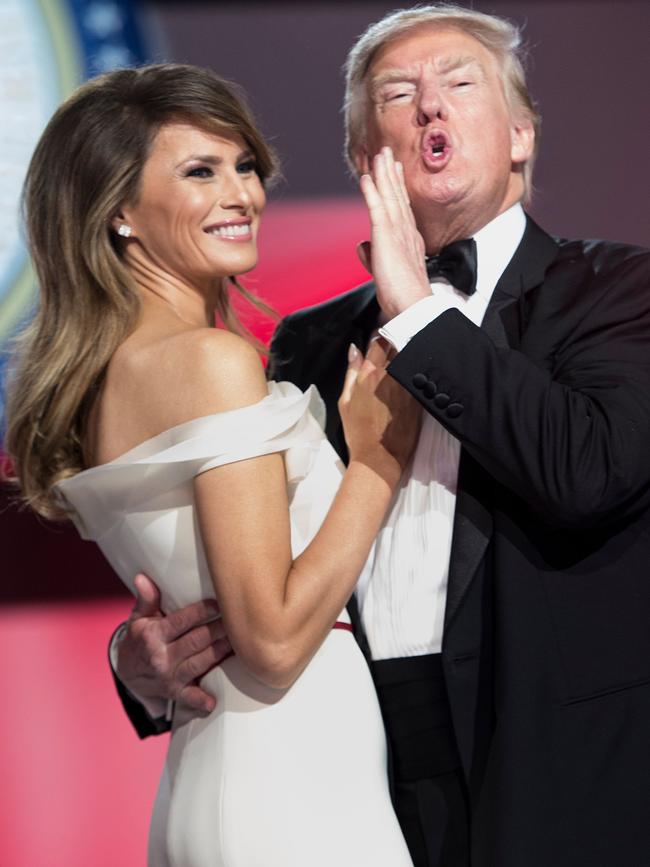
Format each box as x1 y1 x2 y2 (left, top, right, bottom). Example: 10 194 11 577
436 55 484 76
370 68 417 94
370 55 485 95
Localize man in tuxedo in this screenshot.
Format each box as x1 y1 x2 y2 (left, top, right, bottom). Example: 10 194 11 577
112 5 650 866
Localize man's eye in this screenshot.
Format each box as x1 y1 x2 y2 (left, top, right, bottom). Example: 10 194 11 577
237 159 257 174
186 166 213 178
383 90 413 103
453 80 473 88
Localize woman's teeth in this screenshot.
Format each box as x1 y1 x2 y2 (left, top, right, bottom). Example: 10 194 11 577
209 224 250 238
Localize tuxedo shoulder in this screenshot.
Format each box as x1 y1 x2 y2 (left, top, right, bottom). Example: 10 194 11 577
280 281 376 331
554 236 650 277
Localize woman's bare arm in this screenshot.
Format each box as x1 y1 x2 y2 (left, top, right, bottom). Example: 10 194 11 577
153 328 417 689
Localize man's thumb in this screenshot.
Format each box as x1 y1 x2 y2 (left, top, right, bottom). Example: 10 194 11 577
131 573 161 618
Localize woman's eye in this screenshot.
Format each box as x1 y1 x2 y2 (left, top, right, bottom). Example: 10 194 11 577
237 159 257 174
186 166 213 178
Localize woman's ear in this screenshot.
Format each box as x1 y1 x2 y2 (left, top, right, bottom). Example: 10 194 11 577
110 211 134 238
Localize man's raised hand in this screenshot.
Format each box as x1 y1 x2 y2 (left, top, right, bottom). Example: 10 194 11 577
358 146 430 318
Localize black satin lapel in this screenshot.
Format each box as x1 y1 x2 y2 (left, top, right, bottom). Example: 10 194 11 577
444 455 493 631
492 216 560 347
480 286 515 349
317 288 380 461
444 217 558 629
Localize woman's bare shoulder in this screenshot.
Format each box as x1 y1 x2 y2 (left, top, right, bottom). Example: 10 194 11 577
110 327 268 434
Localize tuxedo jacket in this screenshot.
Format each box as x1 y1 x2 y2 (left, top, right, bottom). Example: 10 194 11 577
117 217 650 865
268 217 650 867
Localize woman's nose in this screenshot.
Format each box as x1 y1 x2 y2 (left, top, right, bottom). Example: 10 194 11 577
218 174 251 209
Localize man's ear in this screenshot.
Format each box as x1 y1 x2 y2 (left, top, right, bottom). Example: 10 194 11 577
353 147 371 176
510 118 535 166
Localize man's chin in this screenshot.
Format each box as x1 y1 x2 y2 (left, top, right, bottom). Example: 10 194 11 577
412 178 469 214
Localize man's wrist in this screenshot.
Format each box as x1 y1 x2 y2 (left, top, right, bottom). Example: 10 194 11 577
110 622 171 722
379 294 456 352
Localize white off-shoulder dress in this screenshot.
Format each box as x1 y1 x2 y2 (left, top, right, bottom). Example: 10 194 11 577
57 382 412 867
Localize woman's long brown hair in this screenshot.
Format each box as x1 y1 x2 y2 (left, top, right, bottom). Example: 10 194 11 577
4 64 278 519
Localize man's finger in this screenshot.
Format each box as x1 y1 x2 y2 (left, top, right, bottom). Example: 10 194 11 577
174 639 233 686
159 598 222 643
176 684 217 716
373 148 402 220
391 157 413 223
168 618 228 664
359 172 386 220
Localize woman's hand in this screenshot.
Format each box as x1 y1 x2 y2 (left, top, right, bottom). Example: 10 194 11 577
339 337 421 488
358 146 430 319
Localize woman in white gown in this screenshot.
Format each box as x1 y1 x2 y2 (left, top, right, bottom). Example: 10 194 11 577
4 65 422 865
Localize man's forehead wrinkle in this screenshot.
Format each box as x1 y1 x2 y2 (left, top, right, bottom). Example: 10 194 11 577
370 53 484 93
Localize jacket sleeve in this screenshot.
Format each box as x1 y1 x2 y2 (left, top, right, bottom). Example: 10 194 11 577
109 623 171 739
388 248 650 528
268 315 301 385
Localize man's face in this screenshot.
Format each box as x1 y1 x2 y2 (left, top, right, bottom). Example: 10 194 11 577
357 26 533 234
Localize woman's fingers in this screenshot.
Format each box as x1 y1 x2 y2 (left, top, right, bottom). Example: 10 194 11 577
340 342 363 404
365 336 391 370
341 338 391 401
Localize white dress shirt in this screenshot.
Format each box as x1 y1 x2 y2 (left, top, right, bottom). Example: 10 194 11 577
355 203 526 660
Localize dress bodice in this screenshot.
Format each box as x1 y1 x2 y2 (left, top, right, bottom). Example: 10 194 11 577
56 382 345 613
57 381 413 866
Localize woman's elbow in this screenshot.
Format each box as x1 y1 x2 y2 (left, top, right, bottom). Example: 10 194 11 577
236 636 304 690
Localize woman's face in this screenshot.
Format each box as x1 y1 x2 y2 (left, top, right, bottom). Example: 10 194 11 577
121 121 266 286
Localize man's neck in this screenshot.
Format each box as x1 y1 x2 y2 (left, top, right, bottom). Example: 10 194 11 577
417 192 525 253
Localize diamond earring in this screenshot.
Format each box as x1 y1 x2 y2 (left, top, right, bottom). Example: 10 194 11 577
117 224 132 238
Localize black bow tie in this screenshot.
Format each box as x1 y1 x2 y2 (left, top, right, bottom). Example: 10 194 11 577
425 238 477 296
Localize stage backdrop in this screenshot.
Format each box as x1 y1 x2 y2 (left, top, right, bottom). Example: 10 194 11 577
1 2 648 865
